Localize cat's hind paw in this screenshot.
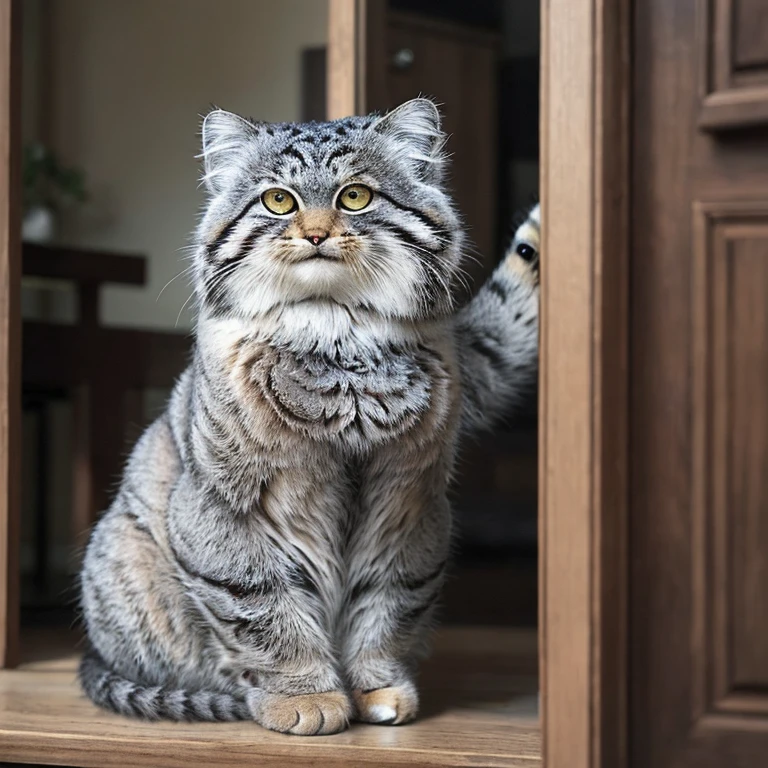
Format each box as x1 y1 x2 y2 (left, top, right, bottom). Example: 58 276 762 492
352 683 419 725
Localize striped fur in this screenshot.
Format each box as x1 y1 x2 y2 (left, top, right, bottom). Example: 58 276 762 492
456 203 540 431
79 99 540 734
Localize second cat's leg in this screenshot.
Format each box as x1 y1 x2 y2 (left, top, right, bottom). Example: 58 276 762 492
339 447 452 725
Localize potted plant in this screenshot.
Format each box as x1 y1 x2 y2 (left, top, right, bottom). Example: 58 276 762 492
22 143 88 243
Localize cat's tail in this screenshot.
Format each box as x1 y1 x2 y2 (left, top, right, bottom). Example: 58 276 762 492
78 645 250 721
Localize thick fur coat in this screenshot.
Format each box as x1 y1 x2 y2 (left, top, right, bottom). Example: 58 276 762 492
78 99 540 734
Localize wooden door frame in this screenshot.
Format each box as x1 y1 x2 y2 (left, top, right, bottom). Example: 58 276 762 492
0 1 632 765
539 1 630 768
0 0 20 670
328 1 632 767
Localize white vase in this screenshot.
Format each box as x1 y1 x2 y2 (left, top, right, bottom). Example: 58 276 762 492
22 205 56 243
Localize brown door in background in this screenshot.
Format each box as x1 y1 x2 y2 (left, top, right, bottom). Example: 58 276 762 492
382 12 499 285
319 4 501 285
324 2 539 627
632 1 768 766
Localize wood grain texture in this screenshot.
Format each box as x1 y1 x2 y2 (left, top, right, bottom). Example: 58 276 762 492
733 0 768 70
699 88 768 130
539 1 629 768
0 0 20 671
22 322 190 534
326 4 499 284
0 628 540 768
632 3 700 764
22 244 145 286
728 230 768 702
692 202 768 720
360 0 387 113
633 0 768 765
326 0 387 118
327 0 360 119
699 0 768 129
386 12 499 285
22 324 190 389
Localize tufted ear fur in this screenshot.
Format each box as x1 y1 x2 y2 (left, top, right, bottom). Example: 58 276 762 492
373 98 446 183
200 108 259 194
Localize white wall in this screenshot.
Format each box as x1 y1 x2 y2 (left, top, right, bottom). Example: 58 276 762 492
35 0 328 330
21 2 328 580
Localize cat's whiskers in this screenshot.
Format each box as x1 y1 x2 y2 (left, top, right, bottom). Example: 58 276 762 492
175 291 196 327
156 264 196 303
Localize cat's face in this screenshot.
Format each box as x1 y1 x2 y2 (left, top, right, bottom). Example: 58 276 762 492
194 99 463 321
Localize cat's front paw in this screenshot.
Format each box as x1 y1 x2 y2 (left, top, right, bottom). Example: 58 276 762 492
352 683 419 725
248 690 351 735
506 203 540 287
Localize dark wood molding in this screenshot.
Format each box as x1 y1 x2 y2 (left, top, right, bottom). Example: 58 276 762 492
22 323 191 390
388 10 501 47
361 0 388 113
697 0 768 130
301 47 327 122
0 0 21 670
22 244 146 286
691 200 768 720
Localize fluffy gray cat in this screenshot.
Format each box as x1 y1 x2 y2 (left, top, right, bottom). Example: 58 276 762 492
78 98 540 735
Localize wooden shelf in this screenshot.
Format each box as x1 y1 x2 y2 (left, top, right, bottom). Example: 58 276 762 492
0 627 540 767
23 244 146 286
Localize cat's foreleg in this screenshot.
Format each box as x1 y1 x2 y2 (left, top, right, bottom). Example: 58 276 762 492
454 204 540 433
168 466 352 735
340 449 452 725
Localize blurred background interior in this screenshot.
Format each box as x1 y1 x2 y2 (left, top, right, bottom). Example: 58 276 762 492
20 0 539 631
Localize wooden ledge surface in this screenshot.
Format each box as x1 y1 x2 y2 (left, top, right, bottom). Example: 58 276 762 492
0 627 540 767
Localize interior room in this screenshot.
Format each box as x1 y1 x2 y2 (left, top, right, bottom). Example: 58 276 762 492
20 0 540 633
10 0 542 765
9 1 765 767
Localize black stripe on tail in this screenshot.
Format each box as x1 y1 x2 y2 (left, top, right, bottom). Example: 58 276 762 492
78 646 250 722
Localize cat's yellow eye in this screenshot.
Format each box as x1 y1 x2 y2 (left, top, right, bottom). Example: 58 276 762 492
337 184 373 212
262 188 297 215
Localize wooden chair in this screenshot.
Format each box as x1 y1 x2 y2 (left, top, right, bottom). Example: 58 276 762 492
21 244 191 558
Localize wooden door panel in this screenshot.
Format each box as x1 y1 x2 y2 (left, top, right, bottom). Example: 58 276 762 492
633 1 768 766
699 0 768 129
733 0 768 70
724 226 768 701
693 203 768 722
385 14 498 282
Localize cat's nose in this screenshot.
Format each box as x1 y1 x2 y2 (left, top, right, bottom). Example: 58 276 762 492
305 232 328 247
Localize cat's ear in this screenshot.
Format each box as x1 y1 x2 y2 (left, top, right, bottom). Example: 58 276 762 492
200 108 258 194
373 98 446 181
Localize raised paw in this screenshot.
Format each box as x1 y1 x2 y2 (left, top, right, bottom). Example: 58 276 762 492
505 203 540 286
248 690 351 736
352 683 419 726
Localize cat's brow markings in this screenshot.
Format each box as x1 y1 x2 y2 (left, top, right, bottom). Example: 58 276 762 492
324 146 352 169
280 146 309 168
